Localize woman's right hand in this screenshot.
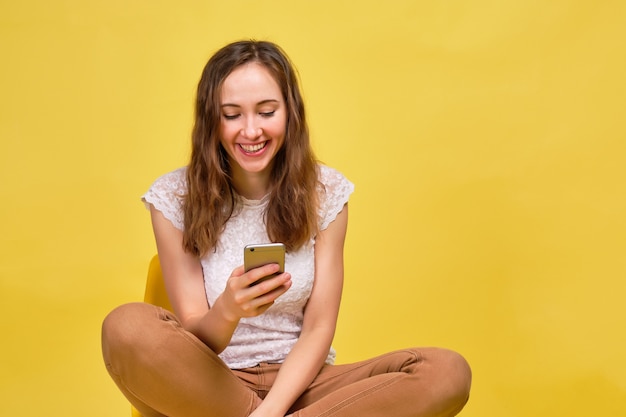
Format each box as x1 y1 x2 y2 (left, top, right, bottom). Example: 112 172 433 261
214 264 292 323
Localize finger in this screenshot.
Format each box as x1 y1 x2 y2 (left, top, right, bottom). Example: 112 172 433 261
240 279 291 317
249 275 292 306
226 264 265 293
249 272 290 295
231 274 288 312
254 301 275 316
231 264 246 276
224 265 249 295
245 263 282 287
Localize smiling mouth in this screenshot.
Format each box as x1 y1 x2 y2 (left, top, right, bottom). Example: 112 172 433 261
239 142 267 154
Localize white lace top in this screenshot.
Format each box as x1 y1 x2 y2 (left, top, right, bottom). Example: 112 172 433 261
142 165 354 369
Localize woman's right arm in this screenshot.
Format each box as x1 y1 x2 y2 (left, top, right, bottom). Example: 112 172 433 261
149 205 291 353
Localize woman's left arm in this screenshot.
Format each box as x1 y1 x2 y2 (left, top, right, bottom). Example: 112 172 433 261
250 204 349 417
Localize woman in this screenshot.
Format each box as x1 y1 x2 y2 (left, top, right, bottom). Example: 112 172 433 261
102 40 471 417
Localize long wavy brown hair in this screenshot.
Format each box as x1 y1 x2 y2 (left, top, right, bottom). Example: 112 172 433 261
182 40 319 257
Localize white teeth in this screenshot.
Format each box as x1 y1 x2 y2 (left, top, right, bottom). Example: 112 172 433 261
240 142 266 153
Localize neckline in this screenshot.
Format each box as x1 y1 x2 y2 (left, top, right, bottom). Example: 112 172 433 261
239 193 270 207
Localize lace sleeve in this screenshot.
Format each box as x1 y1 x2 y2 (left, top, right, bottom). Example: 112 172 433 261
141 167 187 231
318 165 355 231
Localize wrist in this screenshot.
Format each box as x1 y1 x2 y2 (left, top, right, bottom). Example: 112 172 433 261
212 296 240 324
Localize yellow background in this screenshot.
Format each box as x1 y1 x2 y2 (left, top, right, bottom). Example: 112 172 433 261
1 1 625 416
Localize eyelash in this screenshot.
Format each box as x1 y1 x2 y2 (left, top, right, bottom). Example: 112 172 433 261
223 111 276 120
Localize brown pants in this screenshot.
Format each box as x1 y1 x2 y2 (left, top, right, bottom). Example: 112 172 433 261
102 303 471 417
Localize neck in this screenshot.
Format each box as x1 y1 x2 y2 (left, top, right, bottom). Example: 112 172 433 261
231 167 271 200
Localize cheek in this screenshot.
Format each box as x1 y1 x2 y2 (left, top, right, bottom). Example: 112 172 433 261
217 128 234 155
267 116 288 138
219 123 239 142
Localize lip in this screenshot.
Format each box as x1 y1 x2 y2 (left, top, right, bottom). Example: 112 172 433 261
238 140 269 155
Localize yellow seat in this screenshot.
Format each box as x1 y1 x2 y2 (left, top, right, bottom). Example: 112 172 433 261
143 255 173 312
131 255 172 417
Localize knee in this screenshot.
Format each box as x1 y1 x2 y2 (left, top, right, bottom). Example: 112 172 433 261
101 302 156 363
432 348 472 411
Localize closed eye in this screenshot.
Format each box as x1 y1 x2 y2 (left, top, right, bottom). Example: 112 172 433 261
260 110 276 118
223 114 240 120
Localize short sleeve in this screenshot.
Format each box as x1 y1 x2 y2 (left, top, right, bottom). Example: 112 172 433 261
317 165 355 231
141 167 187 231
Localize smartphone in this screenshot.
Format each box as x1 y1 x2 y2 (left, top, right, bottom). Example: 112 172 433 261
244 243 285 284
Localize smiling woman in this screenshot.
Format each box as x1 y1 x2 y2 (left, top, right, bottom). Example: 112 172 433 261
100 40 471 417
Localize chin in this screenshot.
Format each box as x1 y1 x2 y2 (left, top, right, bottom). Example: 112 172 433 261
238 159 273 174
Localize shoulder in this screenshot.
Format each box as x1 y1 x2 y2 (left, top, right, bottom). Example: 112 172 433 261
317 164 354 199
145 167 188 202
141 167 188 230
151 167 188 191
316 164 354 231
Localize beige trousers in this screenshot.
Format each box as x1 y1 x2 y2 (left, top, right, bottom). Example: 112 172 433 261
102 302 471 417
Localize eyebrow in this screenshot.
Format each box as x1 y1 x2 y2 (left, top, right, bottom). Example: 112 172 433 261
220 99 280 108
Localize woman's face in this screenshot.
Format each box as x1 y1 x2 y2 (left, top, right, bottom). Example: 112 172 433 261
219 62 287 186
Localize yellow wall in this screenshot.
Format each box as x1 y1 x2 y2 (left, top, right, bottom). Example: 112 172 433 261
1 1 624 416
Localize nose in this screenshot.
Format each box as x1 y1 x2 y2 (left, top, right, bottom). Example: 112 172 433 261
241 118 262 140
